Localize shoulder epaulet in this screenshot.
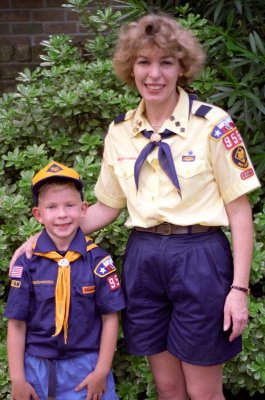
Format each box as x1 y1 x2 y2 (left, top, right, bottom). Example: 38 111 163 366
85 236 98 252
193 104 213 118
114 113 127 124
113 110 134 124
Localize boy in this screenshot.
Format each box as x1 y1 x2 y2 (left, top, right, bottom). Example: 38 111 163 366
4 161 125 400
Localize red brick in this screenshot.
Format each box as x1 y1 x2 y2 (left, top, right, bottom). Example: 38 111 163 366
0 63 37 79
12 23 43 34
32 35 50 45
32 9 66 21
0 36 31 45
46 0 65 7
66 11 79 21
32 44 42 61
0 45 14 62
15 44 32 61
0 80 17 95
11 0 45 8
43 22 77 34
0 0 11 8
0 11 31 22
0 23 10 34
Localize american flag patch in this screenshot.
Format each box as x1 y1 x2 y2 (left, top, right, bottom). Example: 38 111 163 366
11 265 23 278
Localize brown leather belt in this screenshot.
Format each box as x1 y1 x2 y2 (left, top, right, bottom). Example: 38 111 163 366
134 223 219 235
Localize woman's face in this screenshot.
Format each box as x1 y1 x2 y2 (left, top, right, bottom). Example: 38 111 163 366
132 46 182 107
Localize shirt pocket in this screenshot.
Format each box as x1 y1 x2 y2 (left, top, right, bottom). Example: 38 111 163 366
73 282 96 320
74 282 96 298
113 161 135 180
34 285 55 301
31 285 55 329
177 160 208 179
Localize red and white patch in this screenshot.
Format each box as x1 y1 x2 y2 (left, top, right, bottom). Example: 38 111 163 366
11 265 23 278
222 129 242 150
107 274 121 291
240 168 254 180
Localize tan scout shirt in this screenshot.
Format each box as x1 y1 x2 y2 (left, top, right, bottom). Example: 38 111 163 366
94 87 260 228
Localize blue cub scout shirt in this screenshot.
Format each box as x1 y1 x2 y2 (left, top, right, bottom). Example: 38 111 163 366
4 228 126 359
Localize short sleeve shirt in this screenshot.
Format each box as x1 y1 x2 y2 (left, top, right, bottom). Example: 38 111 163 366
95 87 260 228
4 228 126 359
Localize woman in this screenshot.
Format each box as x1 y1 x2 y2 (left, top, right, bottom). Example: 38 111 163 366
12 14 260 400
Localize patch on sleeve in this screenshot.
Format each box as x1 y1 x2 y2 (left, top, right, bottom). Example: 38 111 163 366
222 129 242 150
11 280 21 288
240 168 254 180
94 256 117 278
107 273 121 291
211 116 236 141
231 145 249 169
10 265 23 278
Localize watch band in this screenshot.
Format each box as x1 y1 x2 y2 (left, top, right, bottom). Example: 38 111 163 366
230 285 250 295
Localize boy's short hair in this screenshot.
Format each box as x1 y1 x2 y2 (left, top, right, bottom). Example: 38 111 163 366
32 161 84 206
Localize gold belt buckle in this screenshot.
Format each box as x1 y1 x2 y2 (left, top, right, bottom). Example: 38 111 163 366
159 223 172 235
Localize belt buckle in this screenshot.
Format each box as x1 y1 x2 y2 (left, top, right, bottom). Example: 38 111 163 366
160 223 172 235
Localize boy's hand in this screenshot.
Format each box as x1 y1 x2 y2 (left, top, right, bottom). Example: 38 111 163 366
9 233 41 275
75 370 107 400
11 379 39 400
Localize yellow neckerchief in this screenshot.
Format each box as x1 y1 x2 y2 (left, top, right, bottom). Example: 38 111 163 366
33 249 81 344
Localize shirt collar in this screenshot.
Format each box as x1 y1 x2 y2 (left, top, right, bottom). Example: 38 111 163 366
34 228 87 258
131 86 190 139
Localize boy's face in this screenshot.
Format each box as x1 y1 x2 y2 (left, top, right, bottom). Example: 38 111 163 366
32 183 88 250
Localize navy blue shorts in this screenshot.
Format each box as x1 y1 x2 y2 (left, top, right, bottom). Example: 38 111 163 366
121 229 242 366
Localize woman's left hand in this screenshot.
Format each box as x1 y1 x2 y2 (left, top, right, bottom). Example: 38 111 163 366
223 289 249 342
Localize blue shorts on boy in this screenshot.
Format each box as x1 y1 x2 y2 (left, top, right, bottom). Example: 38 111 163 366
25 352 117 400
121 229 242 366
5 227 125 398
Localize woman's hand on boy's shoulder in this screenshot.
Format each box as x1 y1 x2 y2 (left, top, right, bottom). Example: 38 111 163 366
9 232 41 276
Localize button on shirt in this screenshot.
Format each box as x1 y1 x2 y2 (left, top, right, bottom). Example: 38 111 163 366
95 87 260 228
4 228 126 359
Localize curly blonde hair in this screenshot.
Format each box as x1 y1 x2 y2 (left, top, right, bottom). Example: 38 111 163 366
113 14 206 87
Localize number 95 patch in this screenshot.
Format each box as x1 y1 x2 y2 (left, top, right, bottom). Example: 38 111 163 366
107 274 121 291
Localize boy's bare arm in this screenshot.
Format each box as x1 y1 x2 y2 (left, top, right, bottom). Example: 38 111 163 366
75 312 119 399
7 319 39 400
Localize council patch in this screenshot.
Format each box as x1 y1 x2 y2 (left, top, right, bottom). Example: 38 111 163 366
211 116 236 141
94 256 117 278
231 146 249 169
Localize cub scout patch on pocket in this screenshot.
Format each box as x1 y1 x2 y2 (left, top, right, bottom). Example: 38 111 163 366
94 256 116 278
11 280 21 288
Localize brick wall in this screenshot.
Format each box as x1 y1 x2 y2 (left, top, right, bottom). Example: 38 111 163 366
0 0 114 94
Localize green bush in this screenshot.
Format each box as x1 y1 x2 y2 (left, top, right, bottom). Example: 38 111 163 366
0 1 264 398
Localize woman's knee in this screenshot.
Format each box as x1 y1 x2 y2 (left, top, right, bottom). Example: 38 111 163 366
148 352 187 400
